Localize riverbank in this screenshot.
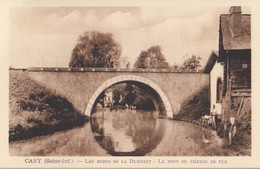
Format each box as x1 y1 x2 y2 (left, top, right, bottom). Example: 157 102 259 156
174 86 251 156
9 70 87 141
174 118 250 156
217 97 251 156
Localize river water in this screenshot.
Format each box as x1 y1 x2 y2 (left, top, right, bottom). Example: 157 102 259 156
9 109 236 156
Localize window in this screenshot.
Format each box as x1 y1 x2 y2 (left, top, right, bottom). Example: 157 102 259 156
216 78 222 103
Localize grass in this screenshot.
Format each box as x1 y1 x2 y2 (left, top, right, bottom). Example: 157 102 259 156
9 70 87 141
175 86 210 121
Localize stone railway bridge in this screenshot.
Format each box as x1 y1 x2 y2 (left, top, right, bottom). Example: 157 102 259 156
28 67 209 118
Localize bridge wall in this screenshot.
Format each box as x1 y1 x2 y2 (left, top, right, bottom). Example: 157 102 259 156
28 69 209 118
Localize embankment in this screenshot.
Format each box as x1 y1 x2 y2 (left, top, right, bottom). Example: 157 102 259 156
9 69 87 141
175 85 251 155
174 86 210 122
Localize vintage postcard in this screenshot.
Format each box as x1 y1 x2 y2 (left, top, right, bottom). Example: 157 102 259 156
1 0 260 168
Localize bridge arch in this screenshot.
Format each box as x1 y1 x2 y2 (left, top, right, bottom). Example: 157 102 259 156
84 75 173 118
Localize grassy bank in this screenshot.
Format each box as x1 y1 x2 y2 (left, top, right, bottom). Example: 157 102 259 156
9 70 87 141
175 86 210 122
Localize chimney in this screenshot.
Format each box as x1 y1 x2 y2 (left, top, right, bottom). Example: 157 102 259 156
229 6 242 37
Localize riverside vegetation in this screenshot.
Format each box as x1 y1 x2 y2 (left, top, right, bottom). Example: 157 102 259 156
175 86 251 155
9 70 87 141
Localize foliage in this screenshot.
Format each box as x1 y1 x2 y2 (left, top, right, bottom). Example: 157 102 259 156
112 83 127 105
124 84 136 106
133 92 155 110
69 31 121 68
134 45 170 69
120 56 131 68
134 51 148 68
180 55 202 71
110 83 155 110
171 63 180 70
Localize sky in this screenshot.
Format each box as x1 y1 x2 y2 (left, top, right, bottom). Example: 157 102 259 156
9 6 250 68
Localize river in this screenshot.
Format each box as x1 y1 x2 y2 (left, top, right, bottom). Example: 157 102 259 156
9 109 237 156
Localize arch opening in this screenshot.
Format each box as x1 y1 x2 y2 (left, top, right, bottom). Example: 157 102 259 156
92 81 163 115
84 75 173 118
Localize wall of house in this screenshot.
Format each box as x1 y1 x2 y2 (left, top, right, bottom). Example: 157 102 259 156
229 51 251 90
210 62 223 116
221 50 251 126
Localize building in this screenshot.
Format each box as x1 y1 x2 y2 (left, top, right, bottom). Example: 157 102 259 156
203 6 251 145
218 6 251 125
203 50 223 119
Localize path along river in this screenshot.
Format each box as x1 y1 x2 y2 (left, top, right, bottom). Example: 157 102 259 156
9 109 237 156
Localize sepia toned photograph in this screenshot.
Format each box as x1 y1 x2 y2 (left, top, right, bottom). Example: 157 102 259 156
1 0 260 168
8 5 252 156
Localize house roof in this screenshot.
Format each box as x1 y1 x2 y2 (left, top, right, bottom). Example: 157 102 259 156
219 14 251 51
203 50 219 73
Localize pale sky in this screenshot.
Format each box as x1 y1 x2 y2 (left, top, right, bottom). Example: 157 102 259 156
9 6 250 68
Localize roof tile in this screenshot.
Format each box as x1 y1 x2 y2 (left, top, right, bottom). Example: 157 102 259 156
220 14 251 50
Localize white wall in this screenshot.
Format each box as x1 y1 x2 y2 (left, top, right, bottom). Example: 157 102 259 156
210 62 223 115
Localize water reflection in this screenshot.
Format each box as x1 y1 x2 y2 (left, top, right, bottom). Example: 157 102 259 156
91 109 165 156
10 114 231 156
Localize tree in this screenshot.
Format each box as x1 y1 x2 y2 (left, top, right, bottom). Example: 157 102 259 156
69 31 121 68
112 83 127 106
124 84 136 106
181 55 202 71
171 63 180 70
120 56 131 68
134 45 170 69
133 51 149 68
